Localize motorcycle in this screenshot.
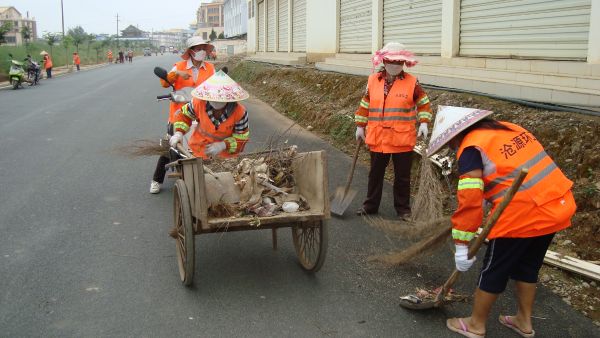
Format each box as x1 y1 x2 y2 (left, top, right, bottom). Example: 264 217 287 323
7 53 25 90
24 54 41 86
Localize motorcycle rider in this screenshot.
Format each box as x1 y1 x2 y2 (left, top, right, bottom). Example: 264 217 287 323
149 36 216 194
25 54 41 84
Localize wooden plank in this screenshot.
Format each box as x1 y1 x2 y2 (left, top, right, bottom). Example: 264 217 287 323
544 250 600 282
194 157 209 230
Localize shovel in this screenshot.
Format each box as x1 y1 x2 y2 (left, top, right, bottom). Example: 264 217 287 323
331 139 363 216
399 168 529 310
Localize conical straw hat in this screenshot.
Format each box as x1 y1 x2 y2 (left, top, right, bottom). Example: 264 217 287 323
40 50 48 55
191 70 249 102
426 106 494 156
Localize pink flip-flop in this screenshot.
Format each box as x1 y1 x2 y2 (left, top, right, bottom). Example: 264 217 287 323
498 315 535 338
446 318 485 338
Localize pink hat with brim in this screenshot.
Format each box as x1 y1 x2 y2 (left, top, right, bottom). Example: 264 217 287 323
372 42 418 69
426 106 494 156
191 70 249 102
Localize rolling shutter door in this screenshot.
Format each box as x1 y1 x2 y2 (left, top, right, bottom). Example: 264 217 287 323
383 0 442 55
278 0 289 51
292 0 306 52
267 0 276 51
258 1 265 51
460 0 591 59
339 0 372 53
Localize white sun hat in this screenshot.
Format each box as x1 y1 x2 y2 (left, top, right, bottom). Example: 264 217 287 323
182 36 213 60
191 70 249 102
426 106 494 156
40 50 48 55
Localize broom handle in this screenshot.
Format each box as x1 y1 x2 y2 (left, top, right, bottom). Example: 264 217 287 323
343 139 362 196
435 168 529 305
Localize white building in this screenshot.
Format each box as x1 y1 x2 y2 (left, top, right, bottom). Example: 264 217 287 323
151 29 192 50
224 0 248 38
246 0 600 107
0 6 37 46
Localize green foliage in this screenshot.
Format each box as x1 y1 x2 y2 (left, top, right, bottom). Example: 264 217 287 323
0 22 13 45
218 32 225 39
20 26 32 44
43 32 59 55
209 29 217 41
67 26 87 52
327 113 355 143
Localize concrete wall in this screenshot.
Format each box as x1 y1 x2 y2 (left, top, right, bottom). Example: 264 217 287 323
247 0 257 53
305 0 336 61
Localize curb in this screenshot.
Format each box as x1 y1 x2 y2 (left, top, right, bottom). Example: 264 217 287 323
0 63 109 90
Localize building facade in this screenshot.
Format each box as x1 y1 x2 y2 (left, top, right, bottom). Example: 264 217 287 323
224 0 248 38
151 29 192 50
0 6 37 45
246 0 600 107
197 1 225 28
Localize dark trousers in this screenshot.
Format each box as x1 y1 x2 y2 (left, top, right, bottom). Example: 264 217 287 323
46 68 52 78
76 64 80 71
363 151 413 215
152 124 174 183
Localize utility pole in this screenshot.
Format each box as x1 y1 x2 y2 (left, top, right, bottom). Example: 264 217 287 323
116 13 120 49
61 0 68 69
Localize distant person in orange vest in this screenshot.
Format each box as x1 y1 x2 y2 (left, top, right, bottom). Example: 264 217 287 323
149 36 216 194
107 50 113 64
40 50 53 79
169 70 250 159
73 52 81 71
354 42 432 220
426 106 576 338
127 50 133 63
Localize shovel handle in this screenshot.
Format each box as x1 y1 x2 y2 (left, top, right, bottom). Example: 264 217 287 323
434 168 529 306
343 139 362 196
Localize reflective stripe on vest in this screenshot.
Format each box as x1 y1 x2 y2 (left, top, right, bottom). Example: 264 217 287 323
487 161 558 202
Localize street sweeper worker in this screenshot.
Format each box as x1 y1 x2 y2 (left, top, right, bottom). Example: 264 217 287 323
169 70 250 159
353 42 432 220
426 106 576 338
150 36 215 194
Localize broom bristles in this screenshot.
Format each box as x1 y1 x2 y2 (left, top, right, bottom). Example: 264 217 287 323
410 146 445 223
368 218 452 265
117 139 170 158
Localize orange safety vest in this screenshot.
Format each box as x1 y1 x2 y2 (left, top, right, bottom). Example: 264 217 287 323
166 61 215 123
187 101 247 159
457 122 576 238
44 55 53 69
365 72 417 153
107 51 113 58
73 55 80 65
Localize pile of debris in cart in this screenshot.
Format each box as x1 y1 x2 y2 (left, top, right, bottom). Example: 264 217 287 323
205 146 310 218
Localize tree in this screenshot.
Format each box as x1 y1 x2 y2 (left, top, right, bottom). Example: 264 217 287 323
0 21 13 45
92 41 103 63
67 26 87 52
21 26 32 44
209 29 217 41
218 32 225 39
43 32 59 55
86 33 96 57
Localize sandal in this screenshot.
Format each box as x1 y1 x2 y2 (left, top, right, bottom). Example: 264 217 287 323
446 318 485 338
498 315 535 337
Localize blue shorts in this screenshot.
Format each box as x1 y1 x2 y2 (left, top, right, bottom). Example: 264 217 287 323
478 233 555 294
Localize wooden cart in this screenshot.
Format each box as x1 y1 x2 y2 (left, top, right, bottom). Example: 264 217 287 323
169 150 330 286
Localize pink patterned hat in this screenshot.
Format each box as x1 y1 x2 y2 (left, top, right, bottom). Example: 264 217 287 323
191 70 249 102
372 42 418 69
427 106 494 156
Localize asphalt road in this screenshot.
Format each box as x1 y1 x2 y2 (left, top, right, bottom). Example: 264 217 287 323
0 55 598 337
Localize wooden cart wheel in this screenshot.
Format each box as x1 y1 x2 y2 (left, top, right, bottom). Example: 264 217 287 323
292 220 328 272
173 179 195 286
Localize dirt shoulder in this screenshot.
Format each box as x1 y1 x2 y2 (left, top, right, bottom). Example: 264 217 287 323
220 57 600 325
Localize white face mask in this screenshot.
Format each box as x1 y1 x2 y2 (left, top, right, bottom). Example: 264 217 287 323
191 50 206 61
209 101 227 110
384 64 403 76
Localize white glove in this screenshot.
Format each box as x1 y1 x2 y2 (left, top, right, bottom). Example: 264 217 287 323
417 123 428 138
355 127 366 141
454 245 476 272
169 131 183 147
205 141 227 157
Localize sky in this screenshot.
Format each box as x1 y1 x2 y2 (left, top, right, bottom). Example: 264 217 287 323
10 0 216 36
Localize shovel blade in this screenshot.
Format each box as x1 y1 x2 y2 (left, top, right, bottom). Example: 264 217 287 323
330 187 357 216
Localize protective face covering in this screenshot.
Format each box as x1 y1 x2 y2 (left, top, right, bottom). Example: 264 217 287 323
384 63 403 76
209 101 227 110
191 49 206 62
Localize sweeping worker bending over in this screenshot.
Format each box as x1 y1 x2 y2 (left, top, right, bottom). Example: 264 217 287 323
169 70 250 159
354 42 432 219
426 106 576 338
150 36 215 194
